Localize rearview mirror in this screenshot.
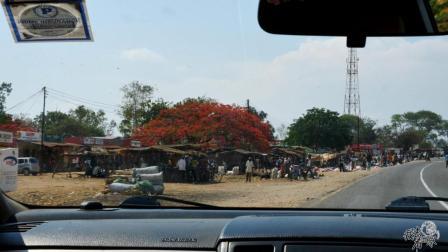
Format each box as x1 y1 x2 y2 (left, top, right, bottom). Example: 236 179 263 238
258 0 448 47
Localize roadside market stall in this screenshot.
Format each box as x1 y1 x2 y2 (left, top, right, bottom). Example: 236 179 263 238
117 145 207 183
17 141 82 173
215 149 268 173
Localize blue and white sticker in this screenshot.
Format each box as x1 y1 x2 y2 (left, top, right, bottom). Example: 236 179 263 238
0 148 18 192
1 0 93 42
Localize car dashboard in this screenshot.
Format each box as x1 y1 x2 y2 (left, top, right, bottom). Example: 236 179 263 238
1 208 448 251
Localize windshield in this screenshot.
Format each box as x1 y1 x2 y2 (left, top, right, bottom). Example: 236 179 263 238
1 0 448 210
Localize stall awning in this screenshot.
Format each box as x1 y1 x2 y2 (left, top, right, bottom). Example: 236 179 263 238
30 141 81 148
272 147 305 157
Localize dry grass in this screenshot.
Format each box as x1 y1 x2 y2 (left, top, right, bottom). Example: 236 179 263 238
7 168 380 207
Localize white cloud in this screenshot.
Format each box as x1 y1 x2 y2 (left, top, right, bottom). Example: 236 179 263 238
155 37 448 128
121 48 166 63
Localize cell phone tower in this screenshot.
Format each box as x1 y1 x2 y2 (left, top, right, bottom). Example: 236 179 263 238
344 48 361 117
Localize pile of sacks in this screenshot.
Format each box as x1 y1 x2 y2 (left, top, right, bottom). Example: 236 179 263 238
109 166 164 195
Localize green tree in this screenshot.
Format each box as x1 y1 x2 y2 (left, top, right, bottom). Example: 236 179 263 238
285 108 352 150
391 111 443 134
142 98 170 122
69 105 108 134
246 102 275 138
339 114 377 144
34 106 110 137
435 138 448 149
390 110 445 146
375 125 396 147
175 96 216 106
430 0 448 32
0 82 12 123
119 81 169 136
376 110 448 149
395 128 426 151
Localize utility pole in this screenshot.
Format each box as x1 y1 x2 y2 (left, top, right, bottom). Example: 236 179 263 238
246 99 250 110
40 86 47 168
357 116 360 148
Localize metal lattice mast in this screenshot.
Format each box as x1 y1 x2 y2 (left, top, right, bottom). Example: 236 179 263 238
344 48 361 117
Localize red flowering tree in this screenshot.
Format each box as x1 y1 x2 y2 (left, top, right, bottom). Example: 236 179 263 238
132 100 273 152
0 115 35 133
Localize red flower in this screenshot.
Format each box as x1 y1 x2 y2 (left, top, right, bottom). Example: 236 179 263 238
132 101 272 152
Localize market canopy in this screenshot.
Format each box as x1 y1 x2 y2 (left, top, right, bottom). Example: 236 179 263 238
272 147 305 157
125 145 207 157
221 149 267 156
30 141 81 148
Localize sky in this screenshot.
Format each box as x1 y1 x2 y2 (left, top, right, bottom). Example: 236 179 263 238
2 0 448 136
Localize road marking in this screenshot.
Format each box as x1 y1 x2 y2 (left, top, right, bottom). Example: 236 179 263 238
420 163 448 210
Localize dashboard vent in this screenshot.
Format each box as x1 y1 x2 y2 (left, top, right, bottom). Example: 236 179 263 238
233 245 274 252
0 222 44 233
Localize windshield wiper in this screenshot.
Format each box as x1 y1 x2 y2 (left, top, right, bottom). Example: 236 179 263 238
386 196 448 212
119 195 219 209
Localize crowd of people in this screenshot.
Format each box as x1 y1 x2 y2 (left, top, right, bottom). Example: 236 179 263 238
49 148 443 183
174 155 218 183
242 155 320 182
240 150 442 183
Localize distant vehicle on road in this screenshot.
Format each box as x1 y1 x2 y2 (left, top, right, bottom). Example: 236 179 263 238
18 157 40 176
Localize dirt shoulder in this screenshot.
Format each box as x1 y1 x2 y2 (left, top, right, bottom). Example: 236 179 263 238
165 169 380 207
7 168 381 207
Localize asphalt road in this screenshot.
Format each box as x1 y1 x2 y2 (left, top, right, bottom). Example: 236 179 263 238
314 159 448 211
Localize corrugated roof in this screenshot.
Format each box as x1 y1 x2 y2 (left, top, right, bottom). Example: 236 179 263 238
30 141 81 148
272 147 305 157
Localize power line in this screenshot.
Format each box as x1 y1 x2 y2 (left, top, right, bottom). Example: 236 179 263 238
47 93 117 113
47 90 118 110
6 89 43 112
22 94 42 115
47 88 119 109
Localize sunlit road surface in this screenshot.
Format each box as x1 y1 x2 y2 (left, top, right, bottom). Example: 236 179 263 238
313 159 448 211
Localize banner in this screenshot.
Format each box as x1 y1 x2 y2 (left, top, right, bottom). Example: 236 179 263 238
130 140 141 148
83 137 103 145
2 0 93 42
17 131 41 142
0 131 13 144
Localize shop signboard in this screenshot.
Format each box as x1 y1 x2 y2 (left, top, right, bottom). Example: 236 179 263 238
0 131 13 144
130 140 141 148
17 131 41 142
83 137 104 145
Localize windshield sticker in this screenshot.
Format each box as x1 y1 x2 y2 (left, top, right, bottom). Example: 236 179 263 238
3 156 17 166
1 0 93 42
403 221 440 252
0 148 18 193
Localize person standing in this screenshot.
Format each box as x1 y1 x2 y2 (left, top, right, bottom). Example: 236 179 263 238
190 158 199 183
445 153 448 168
177 157 187 181
303 155 312 180
366 152 372 170
339 156 345 172
245 157 254 183
84 158 92 177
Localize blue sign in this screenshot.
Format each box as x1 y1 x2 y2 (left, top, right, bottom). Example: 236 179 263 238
2 0 93 42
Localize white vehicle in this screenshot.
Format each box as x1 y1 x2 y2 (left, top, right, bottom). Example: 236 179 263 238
18 157 40 176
